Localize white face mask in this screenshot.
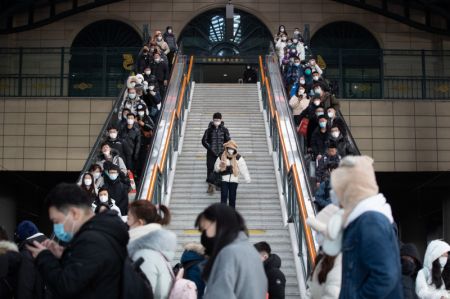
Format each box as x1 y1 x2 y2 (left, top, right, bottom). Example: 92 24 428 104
155 58 161 63
328 112 335 118
103 150 111 156
213 121 221 127
227 149 235 155
314 89 322 94
439 256 448 268
130 82 136 88
84 179 92 186
280 28 285 32
92 172 101 180
149 86 155 91
294 30 299 35
313 76 319 81
293 39 298 43
300 79 305 84
99 195 109 203
331 131 340 138
144 71 151 75
127 119 135 125
128 93 136 99
314 100 321 106
109 173 119 180
109 132 118 139
294 62 300 66
138 111 145 117
168 29 172 34
299 89 305 95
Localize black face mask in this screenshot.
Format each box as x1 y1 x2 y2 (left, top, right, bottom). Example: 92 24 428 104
200 231 215 256
401 259 416 276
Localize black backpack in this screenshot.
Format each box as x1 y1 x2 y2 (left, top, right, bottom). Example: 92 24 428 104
103 234 154 299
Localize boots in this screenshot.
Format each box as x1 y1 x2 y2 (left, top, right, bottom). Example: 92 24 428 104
207 183 215 194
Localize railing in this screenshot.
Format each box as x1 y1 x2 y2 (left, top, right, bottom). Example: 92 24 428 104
258 55 317 280
136 56 194 204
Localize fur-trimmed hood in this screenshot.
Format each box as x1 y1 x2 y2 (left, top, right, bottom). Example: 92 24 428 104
183 242 205 255
127 224 177 261
0 240 18 255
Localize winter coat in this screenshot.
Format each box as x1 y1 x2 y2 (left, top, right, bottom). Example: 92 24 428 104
121 125 142 161
327 117 347 137
128 223 177 299
163 32 178 52
180 243 207 298
203 232 267 299
286 64 304 85
289 95 310 116
102 175 130 215
329 135 356 158
0 241 21 299
36 211 129 299
202 121 231 156
263 254 286 299
106 137 126 160
91 198 122 216
120 97 148 117
316 153 341 184
275 40 287 59
156 40 170 55
321 92 340 111
138 53 152 73
96 150 127 175
306 253 342 299
151 60 169 82
214 155 251 184
401 243 422 299
339 194 403 299
415 240 450 299
311 128 330 157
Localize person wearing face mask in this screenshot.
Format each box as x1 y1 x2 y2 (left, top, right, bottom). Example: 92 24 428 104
326 107 346 137
202 112 231 194
243 65 257 83
195 203 267 299
142 82 162 121
254 241 286 299
293 27 303 40
117 107 131 133
96 143 127 176
286 57 304 91
163 26 178 69
305 204 343 299
289 86 310 125
303 66 314 91
416 240 450 299
102 164 130 215
292 37 306 61
329 125 355 157
400 243 422 299
127 76 139 89
127 200 175 299
330 155 402 299
311 115 330 160
80 172 97 200
214 140 251 209
275 25 288 41
26 183 129 299
136 104 155 177
89 163 104 192
138 46 152 73
313 83 340 111
178 242 207 298
106 126 126 160
314 143 341 210
151 52 169 98
120 113 141 174
91 187 121 217
153 31 170 56
142 66 152 82
276 34 288 65
299 98 324 148
121 87 148 117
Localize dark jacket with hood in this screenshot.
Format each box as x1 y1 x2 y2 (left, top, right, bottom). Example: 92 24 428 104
103 173 130 215
35 211 129 299
264 254 286 299
163 29 178 52
202 121 231 157
180 243 207 298
0 241 22 299
400 243 422 299
329 135 356 158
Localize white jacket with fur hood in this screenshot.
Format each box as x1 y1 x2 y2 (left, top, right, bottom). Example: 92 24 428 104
214 156 251 184
306 253 342 299
127 223 177 299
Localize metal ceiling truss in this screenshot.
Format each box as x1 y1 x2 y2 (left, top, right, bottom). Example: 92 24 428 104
0 0 124 34
331 0 450 36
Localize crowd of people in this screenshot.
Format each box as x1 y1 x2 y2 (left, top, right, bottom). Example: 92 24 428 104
78 27 179 217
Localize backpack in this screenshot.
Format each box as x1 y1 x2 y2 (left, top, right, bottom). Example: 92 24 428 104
102 234 154 299
160 253 197 299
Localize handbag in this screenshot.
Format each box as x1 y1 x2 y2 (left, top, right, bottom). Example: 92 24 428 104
297 118 309 136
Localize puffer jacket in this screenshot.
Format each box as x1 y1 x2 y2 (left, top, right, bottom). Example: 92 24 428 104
289 95 310 116
415 240 450 299
214 155 251 184
264 254 286 299
306 253 342 299
180 243 207 298
128 223 177 299
201 121 230 156
163 32 178 52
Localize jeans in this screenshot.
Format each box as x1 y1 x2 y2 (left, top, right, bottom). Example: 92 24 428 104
221 181 238 208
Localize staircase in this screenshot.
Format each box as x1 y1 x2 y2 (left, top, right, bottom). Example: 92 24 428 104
168 83 301 298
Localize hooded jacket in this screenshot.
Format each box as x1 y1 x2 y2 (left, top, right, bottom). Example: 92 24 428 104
263 253 286 299
401 243 422 299
203 232 267 299
36 211 129 299
0 241 21 299
214 155 251 184
180 243 207 298
306 253 342 299
102 174 130 216
96 149 127 175
202 121 230 156
415 240 450 299
128 223 177 299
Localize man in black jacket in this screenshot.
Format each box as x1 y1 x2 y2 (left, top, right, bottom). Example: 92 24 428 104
202 112 230 194
26 183 129 299
120 113 141 174
254 241 286 299
150 52 169 99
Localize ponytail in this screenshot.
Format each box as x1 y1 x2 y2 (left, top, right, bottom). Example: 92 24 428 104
128 201 171 226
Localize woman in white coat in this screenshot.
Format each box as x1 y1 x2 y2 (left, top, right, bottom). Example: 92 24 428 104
416 240 450 299
305 204 343 299
127 201 176 299
214 140 251 209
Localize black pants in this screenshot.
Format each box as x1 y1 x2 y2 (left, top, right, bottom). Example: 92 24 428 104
206 151 218 184
221 181 238 208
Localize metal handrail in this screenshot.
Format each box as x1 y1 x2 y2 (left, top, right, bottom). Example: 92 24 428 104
137 56 194 204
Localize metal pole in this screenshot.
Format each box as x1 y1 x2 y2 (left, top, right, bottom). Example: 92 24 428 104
421 50 426 99
60 47 64 96
18 47 23 96
379 49 384 99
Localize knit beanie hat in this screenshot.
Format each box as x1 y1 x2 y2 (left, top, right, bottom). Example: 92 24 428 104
330 155 379 222
16 220 39 242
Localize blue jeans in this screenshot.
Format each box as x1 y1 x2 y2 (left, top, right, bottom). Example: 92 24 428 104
221 182 238 208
